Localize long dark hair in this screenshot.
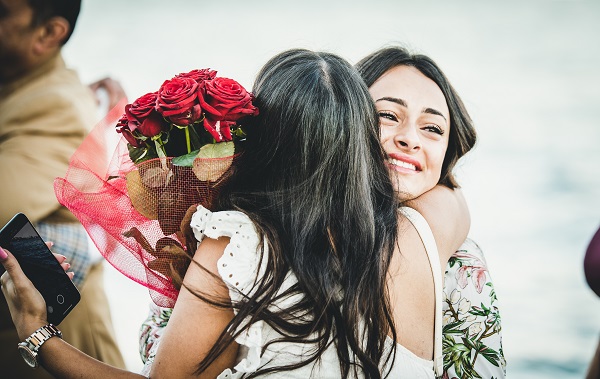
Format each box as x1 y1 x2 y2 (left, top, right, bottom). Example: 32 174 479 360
194 49 399 378
356 46 477 188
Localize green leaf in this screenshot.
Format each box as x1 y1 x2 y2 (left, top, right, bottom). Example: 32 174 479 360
462 337 477 351
443 320 466 334
450 343 471 353
197 141 235 159
469 308 488 317
128 144 157 164
172 149 200 167
171 141 235 168
481 302 490 312
480 349 501 366
448 257 458 268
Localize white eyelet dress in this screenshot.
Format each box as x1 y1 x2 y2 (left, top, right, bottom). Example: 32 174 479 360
139 205 443 378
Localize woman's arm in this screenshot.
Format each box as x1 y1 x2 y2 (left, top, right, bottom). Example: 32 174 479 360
0 236 237 379
149 236 238 378
0 247 145 379
405 185 470 262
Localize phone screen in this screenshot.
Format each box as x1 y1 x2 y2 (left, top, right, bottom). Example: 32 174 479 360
0 213 80 325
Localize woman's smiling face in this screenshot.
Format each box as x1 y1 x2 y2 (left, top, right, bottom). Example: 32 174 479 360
369 65 450 200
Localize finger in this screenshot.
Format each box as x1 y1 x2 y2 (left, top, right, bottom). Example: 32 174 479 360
60 261 71 273
45 241 54 249
88 77 109 91
67 271 75 281
1 272 13 305
53 253 67 264
107 85 127 109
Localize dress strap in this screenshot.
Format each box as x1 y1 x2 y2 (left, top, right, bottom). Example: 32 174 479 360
398 206 444 378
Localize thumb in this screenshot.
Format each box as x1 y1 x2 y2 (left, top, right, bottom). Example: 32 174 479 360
0 246 48 340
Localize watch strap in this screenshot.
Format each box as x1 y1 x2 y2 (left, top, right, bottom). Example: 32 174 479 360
23 324 62 353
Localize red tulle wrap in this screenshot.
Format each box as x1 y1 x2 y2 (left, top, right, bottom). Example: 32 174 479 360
54 100 234 307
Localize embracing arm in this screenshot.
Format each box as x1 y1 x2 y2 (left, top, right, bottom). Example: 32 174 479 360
405 185 470 262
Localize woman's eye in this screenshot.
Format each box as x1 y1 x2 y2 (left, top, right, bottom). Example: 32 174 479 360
423 125 444 135
378 111 398 122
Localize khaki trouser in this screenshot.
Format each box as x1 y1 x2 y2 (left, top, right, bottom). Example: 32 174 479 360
0 262 125 378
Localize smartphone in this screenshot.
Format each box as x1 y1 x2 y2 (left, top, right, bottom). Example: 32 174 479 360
0 213 80 325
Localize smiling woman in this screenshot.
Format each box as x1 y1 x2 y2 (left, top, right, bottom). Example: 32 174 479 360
357 46 506 378
369 65 450 199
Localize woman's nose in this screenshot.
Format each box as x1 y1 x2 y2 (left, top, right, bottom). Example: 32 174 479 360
394 124 421 151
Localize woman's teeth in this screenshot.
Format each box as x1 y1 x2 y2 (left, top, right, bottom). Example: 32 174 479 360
389 158 416 171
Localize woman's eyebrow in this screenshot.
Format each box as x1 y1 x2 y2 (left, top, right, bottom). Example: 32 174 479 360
376 97 448 123
423 107 447 122
375 96 407 107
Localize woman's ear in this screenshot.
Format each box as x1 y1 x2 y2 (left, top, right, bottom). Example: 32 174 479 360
32 16 70 56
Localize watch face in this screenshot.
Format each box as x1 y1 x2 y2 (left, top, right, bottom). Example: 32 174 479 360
18 343 38 368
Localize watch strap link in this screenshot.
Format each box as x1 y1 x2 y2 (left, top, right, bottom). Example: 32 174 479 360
24 324 62 351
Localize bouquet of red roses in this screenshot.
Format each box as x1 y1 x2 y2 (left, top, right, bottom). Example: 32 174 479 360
55 69 258 307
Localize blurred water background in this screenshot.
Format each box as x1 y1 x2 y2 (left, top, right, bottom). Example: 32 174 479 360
63 1 600 377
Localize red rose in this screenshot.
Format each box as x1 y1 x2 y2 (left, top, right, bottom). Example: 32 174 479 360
124 92 167 138
199 77 258 122
125 107 165 139
116 114 144 148
127 92 158 121
156 77 202 126
175 68 217 83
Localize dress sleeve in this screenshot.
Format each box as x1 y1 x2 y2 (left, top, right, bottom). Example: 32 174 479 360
442 238 507 378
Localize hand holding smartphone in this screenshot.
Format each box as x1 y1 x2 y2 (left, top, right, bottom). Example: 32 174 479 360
0 213 80 325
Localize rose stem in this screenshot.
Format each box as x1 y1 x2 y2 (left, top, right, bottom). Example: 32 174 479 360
185 126 191 154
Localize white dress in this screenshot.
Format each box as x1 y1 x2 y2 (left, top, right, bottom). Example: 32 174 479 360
139 205 444 378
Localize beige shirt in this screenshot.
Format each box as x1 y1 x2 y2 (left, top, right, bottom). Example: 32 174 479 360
0 53 97 225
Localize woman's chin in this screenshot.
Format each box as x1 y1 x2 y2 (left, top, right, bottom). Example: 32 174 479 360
393 187 417 201
391 177 416 201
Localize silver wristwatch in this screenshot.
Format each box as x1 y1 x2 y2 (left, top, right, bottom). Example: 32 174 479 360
17 324 62 368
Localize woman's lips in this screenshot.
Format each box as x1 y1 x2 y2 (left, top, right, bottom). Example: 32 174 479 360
386 153 422 173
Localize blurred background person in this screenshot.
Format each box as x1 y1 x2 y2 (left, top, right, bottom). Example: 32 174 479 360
585 225 600 379
0 0 125 377
584 225 600 298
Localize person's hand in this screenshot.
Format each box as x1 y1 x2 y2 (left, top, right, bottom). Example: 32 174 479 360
88 77 127 110
0 244 73 340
